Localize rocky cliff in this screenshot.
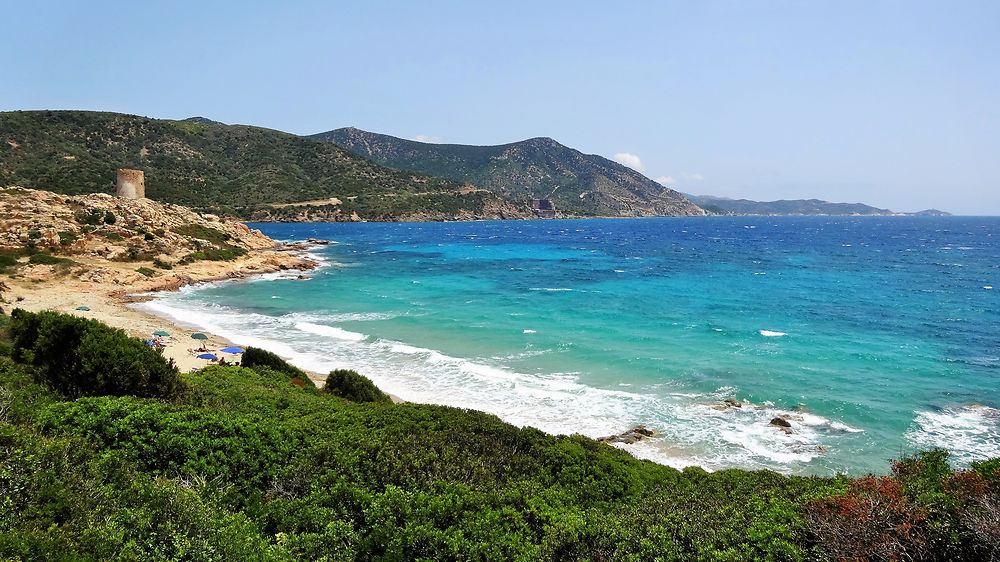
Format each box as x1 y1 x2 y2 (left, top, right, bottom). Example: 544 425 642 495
0 187 311 288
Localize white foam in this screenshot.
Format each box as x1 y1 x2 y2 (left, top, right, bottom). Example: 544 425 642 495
529 287 573 292
523 329 536 334
759 330 787 337
985 286 994 290
140 290 866 473
295 322 367 342
906 405 1000 465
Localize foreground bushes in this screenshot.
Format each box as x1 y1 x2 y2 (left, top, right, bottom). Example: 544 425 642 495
241 346 306 380
323 368 392 403
807 450 1000 561
1 314 998 560
9 309 183 399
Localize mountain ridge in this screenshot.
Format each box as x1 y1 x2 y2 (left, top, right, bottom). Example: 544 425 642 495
310 127 705 217
0 110 526 221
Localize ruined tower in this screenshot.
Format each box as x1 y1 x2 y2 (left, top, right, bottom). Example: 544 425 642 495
116 168 145 199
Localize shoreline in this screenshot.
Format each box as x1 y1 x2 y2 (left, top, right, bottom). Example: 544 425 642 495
1 244 404 398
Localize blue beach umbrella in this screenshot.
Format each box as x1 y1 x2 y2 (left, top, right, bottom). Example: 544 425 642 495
220 346 244 354
145 339 156 347
196 353 218 360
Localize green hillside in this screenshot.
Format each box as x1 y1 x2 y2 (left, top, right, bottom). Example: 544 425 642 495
311 128 705 217
1 310 998 560
0 111 511 220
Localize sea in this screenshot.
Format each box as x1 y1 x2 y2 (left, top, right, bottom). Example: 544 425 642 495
141 216 1000 475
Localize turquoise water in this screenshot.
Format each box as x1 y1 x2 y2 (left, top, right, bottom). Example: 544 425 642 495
144 217 1000 475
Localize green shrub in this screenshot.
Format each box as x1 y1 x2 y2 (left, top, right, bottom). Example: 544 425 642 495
323 369 392 403
136 267 156 277
75 208 106 225
102 232 124 242
8 309 183 399
241 346 306 380
27 252 72 265
0 250 22 273
103 210 116 224
172 224 231 244
57 231 77 245
152 258 173 270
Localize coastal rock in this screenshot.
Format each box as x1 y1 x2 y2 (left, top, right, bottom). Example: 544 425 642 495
598 425 656 445
724 399 742 408
769 417 792 428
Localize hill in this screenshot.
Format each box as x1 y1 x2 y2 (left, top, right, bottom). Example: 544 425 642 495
311 127 705 217
0 186 311 285
684 194 951 216
0 111 527 221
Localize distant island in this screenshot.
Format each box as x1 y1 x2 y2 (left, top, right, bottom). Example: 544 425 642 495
685 194 951 216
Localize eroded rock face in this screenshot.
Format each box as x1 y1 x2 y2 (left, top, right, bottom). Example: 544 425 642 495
0 187 275 254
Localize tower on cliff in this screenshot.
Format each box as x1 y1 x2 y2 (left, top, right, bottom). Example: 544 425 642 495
116 168 145 199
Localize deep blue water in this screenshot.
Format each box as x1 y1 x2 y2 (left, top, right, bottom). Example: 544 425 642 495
146 216 1000 474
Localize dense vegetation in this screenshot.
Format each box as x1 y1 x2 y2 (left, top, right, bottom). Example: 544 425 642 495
0 111 504 220
0 311 997 560
312 128 705 217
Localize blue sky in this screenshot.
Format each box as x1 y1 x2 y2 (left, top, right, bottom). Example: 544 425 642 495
4 1 998 214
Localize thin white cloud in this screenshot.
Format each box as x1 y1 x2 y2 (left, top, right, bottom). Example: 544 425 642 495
654 175 677 186
684 172 705 181
612 152 644 171
413 134 442 143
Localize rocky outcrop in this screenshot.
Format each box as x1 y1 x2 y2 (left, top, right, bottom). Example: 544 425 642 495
0 187 312 288
598 425 656 445
0 187 274 254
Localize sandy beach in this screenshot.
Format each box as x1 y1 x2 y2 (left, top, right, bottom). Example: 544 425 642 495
2 248 335 388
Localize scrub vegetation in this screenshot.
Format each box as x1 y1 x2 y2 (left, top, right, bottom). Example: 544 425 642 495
0 310 997 560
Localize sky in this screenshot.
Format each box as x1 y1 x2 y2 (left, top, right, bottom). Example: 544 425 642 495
3 1 998 214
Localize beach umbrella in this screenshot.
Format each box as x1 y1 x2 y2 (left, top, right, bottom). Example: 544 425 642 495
191 333 208 340
75 306 90 311
153 330 170 337
145 339 156 347
196 353 218 360
220 346 244 354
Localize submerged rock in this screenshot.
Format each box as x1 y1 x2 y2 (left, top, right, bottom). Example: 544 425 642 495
769 417 792 428
598 425 656 444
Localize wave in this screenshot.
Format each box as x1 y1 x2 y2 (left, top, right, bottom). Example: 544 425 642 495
140 291 867 473
759 330 787 337
905 405 1000 465
529 287 573 292
295 322 367 342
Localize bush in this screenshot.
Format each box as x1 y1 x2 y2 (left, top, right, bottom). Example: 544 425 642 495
0 250 22 273
27 252 72 265
103 210 116 224
8 309 183 399
241 346 306 380
136 266 156 277
323 369 392 403
152 258 173 270
183 247 247 262
102 232 124 242
172 224 231 244
75 208 105 225
57 231 77 245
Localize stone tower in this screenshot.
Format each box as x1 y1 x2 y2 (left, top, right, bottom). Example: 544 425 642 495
116 168 145 199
